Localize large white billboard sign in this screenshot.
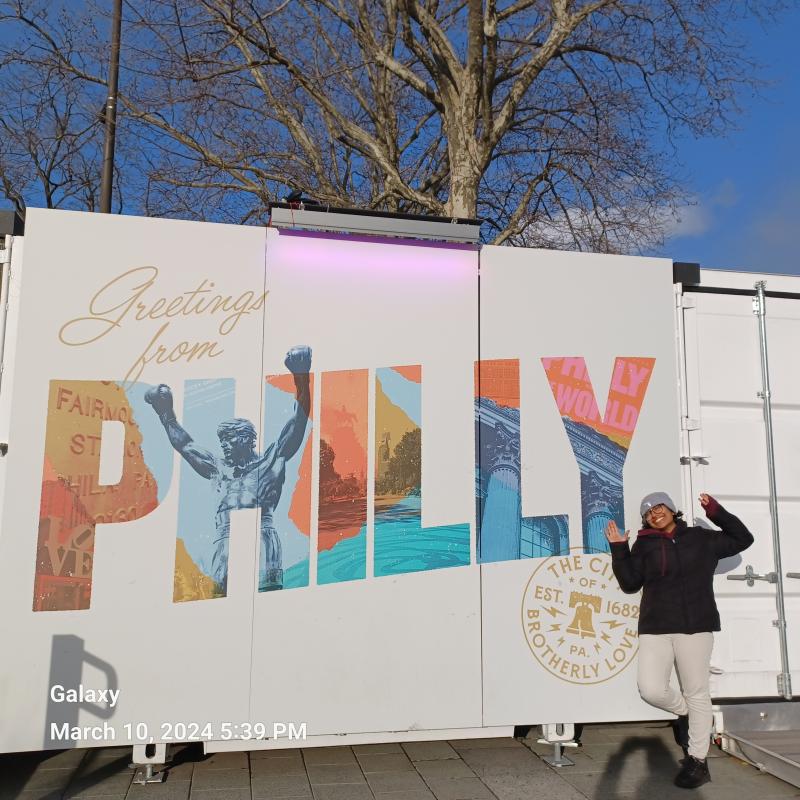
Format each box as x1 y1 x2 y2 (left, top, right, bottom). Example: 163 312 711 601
0 210 679 751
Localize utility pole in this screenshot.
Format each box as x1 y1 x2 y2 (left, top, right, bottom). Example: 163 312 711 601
100 0 122 214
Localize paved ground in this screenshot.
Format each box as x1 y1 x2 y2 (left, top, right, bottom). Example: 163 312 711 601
1 722 798 800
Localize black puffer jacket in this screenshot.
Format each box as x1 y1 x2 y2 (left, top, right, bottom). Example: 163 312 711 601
610 499 754 635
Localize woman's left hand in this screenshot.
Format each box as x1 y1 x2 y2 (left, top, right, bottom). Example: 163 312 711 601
699 492 722 517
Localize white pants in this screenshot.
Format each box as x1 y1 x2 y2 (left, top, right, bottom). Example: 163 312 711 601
637 632 714 759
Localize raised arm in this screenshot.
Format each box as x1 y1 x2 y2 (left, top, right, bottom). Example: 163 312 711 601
144 384 218 479
606 520 645 594
700 494 754 559
274 346 312 461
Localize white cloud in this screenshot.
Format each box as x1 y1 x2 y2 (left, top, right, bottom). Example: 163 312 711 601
661 179 741 242
522 178 739 252
526 202 670 252
661 201 713 239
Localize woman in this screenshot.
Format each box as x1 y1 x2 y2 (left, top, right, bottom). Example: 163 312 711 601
605 491 754 789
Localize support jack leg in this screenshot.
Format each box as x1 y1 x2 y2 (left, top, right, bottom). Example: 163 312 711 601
537 723 578 768
130 743 170 785
541 741 576 767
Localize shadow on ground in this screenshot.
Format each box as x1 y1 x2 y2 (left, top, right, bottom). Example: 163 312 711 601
593 735 680 798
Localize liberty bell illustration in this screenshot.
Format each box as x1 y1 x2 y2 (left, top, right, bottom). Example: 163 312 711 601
566 592 601 638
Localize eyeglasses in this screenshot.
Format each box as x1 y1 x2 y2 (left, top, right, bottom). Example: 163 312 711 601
645 503 667 518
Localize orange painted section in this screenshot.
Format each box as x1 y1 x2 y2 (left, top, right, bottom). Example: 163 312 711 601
318 369 368 552
475 359 520 409
288 438 313 537
541 357 655 449
392 365 421 383
265 373 297 394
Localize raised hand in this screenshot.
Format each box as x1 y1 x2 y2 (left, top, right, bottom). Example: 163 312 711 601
699 492 721 517
285 346 312 374
605 520 630 544
144 384 174 416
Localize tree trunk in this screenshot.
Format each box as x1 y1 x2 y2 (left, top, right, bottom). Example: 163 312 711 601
445 115 480 219
446 172 478 219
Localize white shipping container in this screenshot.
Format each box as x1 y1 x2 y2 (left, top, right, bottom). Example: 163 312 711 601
0 209 796 757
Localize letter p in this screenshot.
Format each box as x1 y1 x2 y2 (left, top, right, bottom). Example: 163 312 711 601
33 380 171 611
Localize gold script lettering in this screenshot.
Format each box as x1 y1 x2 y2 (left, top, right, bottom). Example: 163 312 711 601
58 266 268 383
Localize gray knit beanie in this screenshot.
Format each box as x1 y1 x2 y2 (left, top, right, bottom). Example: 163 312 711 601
639 491 677 518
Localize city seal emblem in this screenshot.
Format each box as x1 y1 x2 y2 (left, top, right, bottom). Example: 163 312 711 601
521 552 639 684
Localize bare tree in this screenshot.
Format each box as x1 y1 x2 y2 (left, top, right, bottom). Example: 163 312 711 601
0 57 107 215
0 0 784 249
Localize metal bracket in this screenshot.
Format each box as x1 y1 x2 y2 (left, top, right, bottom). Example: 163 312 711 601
777 673 793 699
538 723 577 768
726 565 778 587
786 573 800 579
679 455 709 465
130 743 169 785
131 764 165 785
539 723 575 743
540 741 576 768
752 283 766 316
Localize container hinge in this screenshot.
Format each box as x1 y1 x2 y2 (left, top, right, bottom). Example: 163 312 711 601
752 284 766 316
680 455 709 465
681 417 701 431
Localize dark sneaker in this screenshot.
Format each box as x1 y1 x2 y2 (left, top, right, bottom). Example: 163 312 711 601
672 714 689 757
674 756 711 789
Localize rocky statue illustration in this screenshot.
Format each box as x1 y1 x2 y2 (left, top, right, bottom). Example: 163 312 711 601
145 346 312 593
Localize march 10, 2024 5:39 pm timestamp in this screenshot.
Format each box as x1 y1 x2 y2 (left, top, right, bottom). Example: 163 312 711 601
50 720 308 744
47 685 307 743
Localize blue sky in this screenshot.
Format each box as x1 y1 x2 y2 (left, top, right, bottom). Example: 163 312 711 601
653 5 800 275
2 6 798 274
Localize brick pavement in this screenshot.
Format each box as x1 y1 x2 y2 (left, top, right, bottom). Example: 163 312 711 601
1 722 797 800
